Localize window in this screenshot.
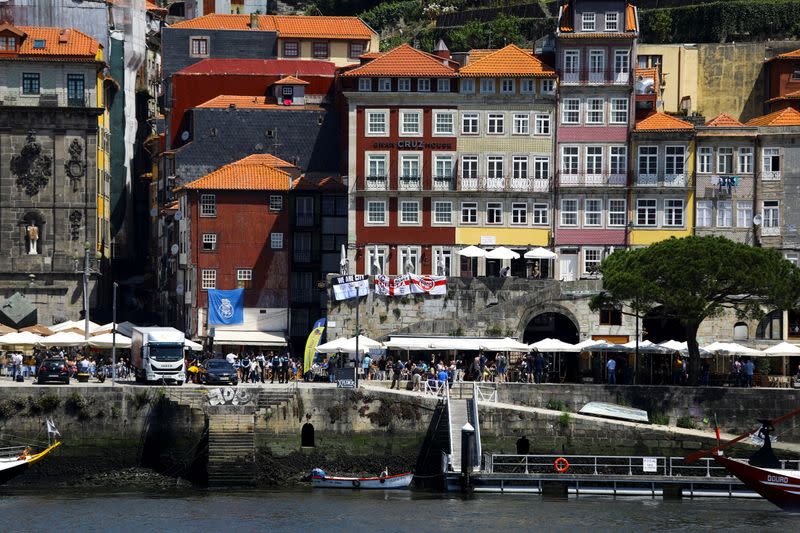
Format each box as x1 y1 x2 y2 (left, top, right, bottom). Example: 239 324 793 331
366 201 386 224
434 249 452 276
500 79 514 93
520 79 536 93
562 99 580 124
561 146 579 175
584 198 602 226
400 200 420 224
513 113 529 135
67 74 84 104
461 112 479 134
564 50 580 74
610 147 627 176
541 79 555 94
608 199 626 226
269 195 283 212
793 68 800 81
511 203 527 225
561 199 578 226
600 308 622 326
487 202 503 225
417 78 431 92
367 153 387 178
582 12 596 32
786 253 799 266
664 199 684 226
717 147 733 174
434 155 454 180
534 157 550 180
512 156 528 179
398 78 411 92
534 114 550 135
460 78 475 93
366 110 388 136
480 78 495 93
696 201 712 227
763 148 781 178
201 269 216 290
378 78 391 91
434 111 455 135
665 146 685 175
738 147 753 174
312 42 329 59
736 201 752 228
461 202 478 224
584 249 603 275
297 196 314 225
400 153 421 179
437 78 451 92
697 147 712 173
200 194 216 217
610 98 628 124
236 269 253 289
638 146 658 176
348 41 365 58
487 156 504 179
763 201 780 231
585 146 603 176
533 203 549 225
461 155 478 179
190 37 209 56
400 110 421 136
202 233 217 251
0 36 17 51
636 199 657 226
22 73 40 95
366 246 388 276
589 50 605 76
283 41 299 57
605 12 619 32
614 50 630 74
399 247 420 274
487 113 504 134
434 201 452 224
358 78 371 91
716 201 732 227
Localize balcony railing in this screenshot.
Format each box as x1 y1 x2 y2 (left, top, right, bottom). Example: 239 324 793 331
459 176 550 192
559 173 627 187
365 176 387 190
635 173 688 187
432 176 456 191
560 68 630 86
762 171 782 181
762 226 780 236
67 96 85 107
398 176 422 191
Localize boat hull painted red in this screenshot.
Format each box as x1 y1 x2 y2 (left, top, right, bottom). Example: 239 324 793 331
715 456 800 511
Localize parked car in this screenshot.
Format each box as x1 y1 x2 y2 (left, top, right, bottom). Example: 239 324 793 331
201 359 238 385
37 359 70 385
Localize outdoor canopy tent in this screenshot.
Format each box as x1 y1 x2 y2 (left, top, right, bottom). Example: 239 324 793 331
659 340 713 358
38 331 87 347
0 331 43 346
457 245 486 258
383 336 529 352
316 335 382 354
524 247 557 259
87 332 132 349
702 342 764 356
529 338 578 352
50 320 103 334
762 342 800 357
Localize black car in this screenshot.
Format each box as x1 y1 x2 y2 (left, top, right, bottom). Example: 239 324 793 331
201 359 238 385
37 358 70 385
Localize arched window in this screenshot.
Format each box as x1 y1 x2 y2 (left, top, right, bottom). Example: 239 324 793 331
301 423 315 447
733 322 748 341
756 311 782 340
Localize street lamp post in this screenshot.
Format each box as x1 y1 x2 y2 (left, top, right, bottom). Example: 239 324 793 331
111 281 118 385
83 243 91 341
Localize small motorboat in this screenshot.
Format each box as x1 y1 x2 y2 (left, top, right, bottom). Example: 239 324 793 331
311 468 413 489
0 418 62 485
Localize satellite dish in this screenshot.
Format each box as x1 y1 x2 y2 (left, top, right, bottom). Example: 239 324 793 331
753 214 763 226
174 211 183 221
181 131 190 141
149 207 158 217
170 244 179 255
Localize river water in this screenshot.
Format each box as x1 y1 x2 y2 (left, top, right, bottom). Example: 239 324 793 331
0 489 797 532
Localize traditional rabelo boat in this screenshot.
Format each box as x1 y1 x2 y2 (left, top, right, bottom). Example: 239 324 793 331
310 468 413 489
0 419 62 485
686 408 800 511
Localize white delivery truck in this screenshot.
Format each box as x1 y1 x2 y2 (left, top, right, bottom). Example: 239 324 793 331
131 327 186 385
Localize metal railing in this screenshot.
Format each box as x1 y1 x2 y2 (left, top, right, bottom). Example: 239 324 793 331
398 177 422 191
635 174 688 187
669 456 800 478
561 69 631 86
0 445 27 459
489 454 670 476
559 173 627 187
364 176 387 190
474 382 498 403
459 176 550 192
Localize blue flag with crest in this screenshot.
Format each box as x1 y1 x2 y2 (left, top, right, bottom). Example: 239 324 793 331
208 288 244 325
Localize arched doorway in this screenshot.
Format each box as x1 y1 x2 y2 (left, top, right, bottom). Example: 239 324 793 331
642 307 686 343
523 312 579 382
301 423 315 448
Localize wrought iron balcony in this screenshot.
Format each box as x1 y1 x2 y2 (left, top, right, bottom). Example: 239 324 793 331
559 173 627 187
364 176 387 190
634 173 688 187
458 176 550 192
398 176 422 191
560 68 631 86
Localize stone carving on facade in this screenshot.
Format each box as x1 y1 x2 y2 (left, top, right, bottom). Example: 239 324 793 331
26 224 39 255
69 210 82 241
64 138 86 192
10 131 52 196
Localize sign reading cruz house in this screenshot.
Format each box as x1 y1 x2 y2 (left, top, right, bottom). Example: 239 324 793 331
371 141 453 150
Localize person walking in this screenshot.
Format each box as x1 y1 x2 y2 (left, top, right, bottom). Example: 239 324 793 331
744 358 755 387
271 352 281 384
534 351 546 384
240 354 252 383
496 354 507 383
391 359 404 390
606 356 617 385
362 353 371 381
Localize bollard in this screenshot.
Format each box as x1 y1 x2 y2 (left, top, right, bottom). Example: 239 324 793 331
461 422 475 493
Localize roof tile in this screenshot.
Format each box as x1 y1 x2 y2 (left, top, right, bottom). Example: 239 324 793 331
195 95 322 110
182 154 294 191
704 113 744 127
746 107 800 127
168 14 374 40
176 58 336 77
767 89 800 103
0 24 100 60
769 48 800 61
459 44 555 78
341 44 457 77
635 112 694 132
274 75 309 85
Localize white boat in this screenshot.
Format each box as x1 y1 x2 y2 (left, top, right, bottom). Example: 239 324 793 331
0 441 62 485
578 401 649 423
311 468 413 489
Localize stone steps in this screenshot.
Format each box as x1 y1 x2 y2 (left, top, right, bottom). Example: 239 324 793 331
207 413 255 487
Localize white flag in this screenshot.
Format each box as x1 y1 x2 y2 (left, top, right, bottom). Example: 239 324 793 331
46 418 61 438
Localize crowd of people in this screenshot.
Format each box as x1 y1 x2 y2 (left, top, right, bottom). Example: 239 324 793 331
0 347 132 381
185 351 302 384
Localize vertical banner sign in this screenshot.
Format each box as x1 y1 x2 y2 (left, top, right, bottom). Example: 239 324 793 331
207 288 244 325
331 275 369 300
303 318 326 374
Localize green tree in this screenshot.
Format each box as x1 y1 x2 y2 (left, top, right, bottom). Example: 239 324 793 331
590 236 800 384
488 14 524 47
449 20 488 51
647 10 673 43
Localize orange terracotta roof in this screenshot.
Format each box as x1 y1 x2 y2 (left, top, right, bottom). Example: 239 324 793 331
169 14 374 39
625 4 637 32
767 89 800 103
459 44 555 78
182 154 294 191
704 113 744 127
635 112 693 132
273 75 309 85
635 67 658 80
467 49 499 63
0 24 100 60
359 52 382 59
767 48 800 62
195 95 322 110
145 1 167 12
746 107 800 127
292 174 346 192
340 44 457 77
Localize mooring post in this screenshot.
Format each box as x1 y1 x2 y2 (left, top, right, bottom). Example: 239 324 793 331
461 422 475 493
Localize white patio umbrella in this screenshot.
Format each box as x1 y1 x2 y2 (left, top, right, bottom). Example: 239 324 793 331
762 342 800 357
50 320 103 334
88 332 132 349
0 331 44 346
39 331 87 347
480 337 531 352
529 338 578 352
458 245 486 258
659 340 713 358
573 339 608 351
184 338 203 351
485 246 520 260
315 335 382 354
702 342 764 357
621 340 671 353
524 247 557 259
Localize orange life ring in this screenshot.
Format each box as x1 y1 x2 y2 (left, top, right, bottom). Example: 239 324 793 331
554 457 569 473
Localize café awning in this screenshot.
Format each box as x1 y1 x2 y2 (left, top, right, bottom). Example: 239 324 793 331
0 331 43 346
529 338 578 352
39 331 88 347
212 330 287 347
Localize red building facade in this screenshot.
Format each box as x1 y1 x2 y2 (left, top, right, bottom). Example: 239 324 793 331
766 49 800 113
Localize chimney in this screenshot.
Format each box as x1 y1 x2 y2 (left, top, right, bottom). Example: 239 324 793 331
434 39 451 61
250 13 259 29
59 29 70 43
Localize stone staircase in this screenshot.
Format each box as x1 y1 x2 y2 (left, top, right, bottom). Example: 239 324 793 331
256 385 297 413
207 413 255 486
